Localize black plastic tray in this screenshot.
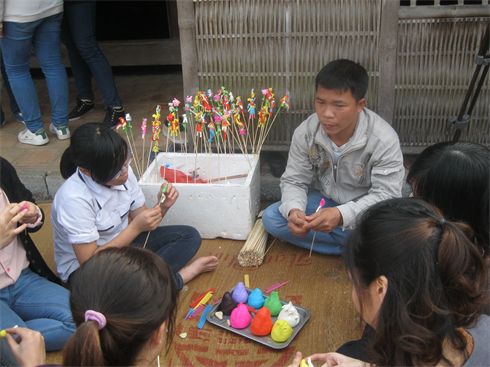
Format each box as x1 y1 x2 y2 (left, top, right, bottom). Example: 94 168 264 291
206 286 310 349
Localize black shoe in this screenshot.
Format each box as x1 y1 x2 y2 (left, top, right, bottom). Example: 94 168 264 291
103 106 125 128
68 99 94 121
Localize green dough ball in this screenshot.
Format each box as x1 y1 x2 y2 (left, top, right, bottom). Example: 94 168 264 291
264 291 282 316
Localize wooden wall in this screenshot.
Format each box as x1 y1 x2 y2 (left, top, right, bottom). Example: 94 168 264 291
181 0 489 151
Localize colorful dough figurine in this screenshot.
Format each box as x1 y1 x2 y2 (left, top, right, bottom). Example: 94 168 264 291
300 357 314 367
247 288 265 308
263 291 282 316
271 319 293 342
232 282 249 304
220 291 237 316
250 307 273 336
277 301 300 327
230 302 251 329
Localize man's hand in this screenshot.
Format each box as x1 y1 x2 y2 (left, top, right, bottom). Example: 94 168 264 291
304 207 343 233
288 209 310 237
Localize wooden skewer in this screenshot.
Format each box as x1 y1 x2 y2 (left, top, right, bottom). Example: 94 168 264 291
309 199 325 257
142 231 151 249
309 231 317 257
210 173 248 182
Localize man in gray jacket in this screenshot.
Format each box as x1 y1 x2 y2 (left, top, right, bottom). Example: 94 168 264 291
262 59 404 254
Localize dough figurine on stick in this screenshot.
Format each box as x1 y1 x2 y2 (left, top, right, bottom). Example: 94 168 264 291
309 198 325 256
300 357 314 367
160 183 168 204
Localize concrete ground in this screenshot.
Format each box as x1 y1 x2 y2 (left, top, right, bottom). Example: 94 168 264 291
0 66 412 203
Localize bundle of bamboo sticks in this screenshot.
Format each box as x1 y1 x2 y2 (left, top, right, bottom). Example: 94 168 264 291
238 210 268 267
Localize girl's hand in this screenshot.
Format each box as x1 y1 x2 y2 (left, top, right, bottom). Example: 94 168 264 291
5 327 46 367
18 201 39 225
131 205 163 233
310 353 370 367
288 352 369 367
158 181 179 209
0 202 28 250
288 351 304 367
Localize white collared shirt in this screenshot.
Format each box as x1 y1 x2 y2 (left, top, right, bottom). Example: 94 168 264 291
52 166 145 282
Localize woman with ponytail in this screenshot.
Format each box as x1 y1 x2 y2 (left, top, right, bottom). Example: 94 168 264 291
289 198 489 366
51 123 218 290
62 247 178 366
407 141 489 258
9 246 179 366
408 141 489 317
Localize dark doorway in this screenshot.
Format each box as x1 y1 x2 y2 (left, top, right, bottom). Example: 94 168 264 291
96 1 170 41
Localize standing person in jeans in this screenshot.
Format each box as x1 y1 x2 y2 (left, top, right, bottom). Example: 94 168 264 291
0 0 70 146
0 56 24 127
61 0 125 128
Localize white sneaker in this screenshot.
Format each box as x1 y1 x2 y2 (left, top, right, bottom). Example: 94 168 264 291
18 128 49 146
49 123 71 140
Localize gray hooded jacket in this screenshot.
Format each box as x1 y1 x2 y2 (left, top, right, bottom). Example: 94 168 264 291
279 108 405 230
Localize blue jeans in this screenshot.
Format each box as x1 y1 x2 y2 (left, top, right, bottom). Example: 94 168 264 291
0 13 69 133
0 268 75 352
133 225 201 290
0 338 18 367
262 191 352 255
0 48 20 123
61 0 122 108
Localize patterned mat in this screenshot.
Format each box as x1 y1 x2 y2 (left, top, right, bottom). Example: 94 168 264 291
34 204 362 366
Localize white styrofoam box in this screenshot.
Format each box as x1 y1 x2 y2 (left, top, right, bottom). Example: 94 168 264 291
139 153 260 240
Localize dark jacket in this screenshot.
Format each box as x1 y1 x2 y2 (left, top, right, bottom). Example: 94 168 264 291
0 157 60 285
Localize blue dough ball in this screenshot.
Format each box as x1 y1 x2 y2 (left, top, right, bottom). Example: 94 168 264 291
248 288 265 308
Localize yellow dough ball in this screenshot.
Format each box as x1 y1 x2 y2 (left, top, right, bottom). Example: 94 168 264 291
271 319 293 342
